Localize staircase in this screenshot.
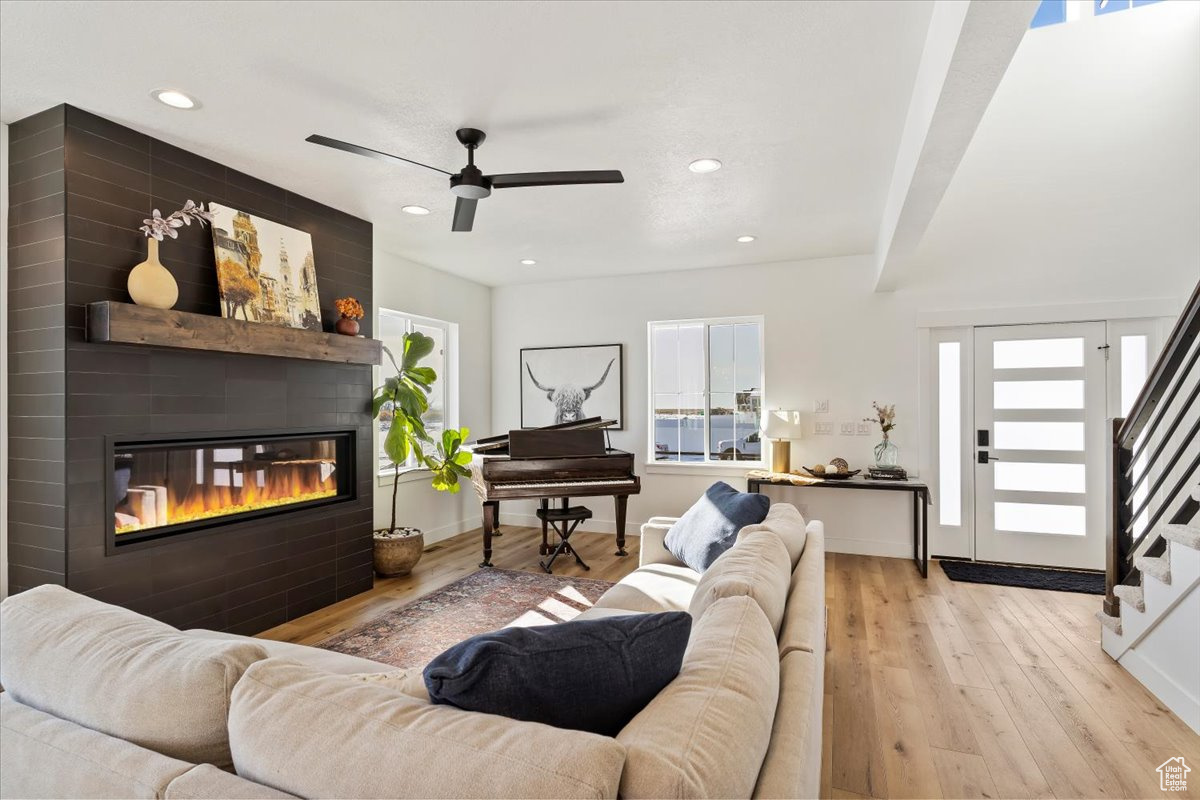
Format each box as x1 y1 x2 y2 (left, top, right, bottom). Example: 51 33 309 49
1098 280 1200 733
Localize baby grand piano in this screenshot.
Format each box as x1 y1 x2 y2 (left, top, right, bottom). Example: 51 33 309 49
467 418 640 568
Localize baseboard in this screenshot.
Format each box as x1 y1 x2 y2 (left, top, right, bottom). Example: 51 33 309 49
1118 646 1200 734
824 536 913 559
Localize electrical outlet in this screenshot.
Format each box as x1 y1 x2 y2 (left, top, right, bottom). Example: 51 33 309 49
857 422 871 435
840 422 856 435
814 422 833 435
814 399 829 414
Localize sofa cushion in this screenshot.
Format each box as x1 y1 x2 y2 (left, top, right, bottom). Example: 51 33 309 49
617 596 779 799
185 628 396 675
664 481 770 572
738 503 808 569
0 694 194 800
229 659 627 799
752 650 823 800
423 612 690 736
778 522 827 656
592 563 701 613
0 584 266 768
165 765 299 799
689 529 792 635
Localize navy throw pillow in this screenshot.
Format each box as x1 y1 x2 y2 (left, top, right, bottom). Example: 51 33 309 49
664 481 771 572
423 611 691 736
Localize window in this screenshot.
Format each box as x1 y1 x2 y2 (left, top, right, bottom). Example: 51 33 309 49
649 317 764 465
1030 0 1161 29
377 308 456 475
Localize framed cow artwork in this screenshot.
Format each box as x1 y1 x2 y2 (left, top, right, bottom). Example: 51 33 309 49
520 344 623 429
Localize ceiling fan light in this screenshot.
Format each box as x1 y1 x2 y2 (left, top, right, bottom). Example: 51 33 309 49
401 205 431 216
737 235 756 243
451 184 491 200
689 158 722 174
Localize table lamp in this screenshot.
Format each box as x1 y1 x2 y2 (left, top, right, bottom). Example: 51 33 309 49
762 409 803 474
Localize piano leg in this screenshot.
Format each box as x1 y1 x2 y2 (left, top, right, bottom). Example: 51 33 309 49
481 501 499 568
539 499 549 555
614 494 629 556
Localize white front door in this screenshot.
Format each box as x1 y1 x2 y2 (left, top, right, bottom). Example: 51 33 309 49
973 322 1108 569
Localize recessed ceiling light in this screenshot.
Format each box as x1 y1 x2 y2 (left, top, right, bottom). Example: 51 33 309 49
401 205 431 216
688 158 722 174
152 89 197 110
520 259 537 266
737 235 756 243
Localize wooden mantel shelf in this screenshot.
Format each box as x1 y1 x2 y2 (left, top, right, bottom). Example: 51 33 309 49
86 302 382 366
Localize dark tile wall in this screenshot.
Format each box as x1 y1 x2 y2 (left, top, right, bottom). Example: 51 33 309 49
6 105 376 633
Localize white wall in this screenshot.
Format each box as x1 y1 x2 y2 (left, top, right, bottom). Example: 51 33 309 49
372 247 492 545
1 121 9 598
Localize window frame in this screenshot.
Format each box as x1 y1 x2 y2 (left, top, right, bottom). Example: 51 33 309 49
646 315 767 470
376 308 458 482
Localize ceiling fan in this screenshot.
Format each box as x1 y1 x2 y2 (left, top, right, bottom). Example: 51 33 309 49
305 128 625 232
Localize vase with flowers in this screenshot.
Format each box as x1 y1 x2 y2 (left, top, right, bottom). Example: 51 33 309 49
129 200 212 309
334 297 364 336
864 401 899 467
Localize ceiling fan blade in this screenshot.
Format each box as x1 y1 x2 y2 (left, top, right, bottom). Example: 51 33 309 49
487 170 625 189
452 197 478 232
305 135 452 176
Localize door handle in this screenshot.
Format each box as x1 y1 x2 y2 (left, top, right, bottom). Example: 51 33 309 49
977 451 1001 464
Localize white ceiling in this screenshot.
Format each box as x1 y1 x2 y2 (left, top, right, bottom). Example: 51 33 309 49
0 0 934 286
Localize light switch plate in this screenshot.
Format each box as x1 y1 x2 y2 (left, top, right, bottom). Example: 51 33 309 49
814 422 833 435
857 422 871 435
814 399 829 413
840 422 856 435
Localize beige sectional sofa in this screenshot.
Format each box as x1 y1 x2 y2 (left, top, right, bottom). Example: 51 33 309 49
0 502 825 799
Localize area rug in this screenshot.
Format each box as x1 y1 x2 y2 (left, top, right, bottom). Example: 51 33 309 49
316 569 615 668
940 559 1105 594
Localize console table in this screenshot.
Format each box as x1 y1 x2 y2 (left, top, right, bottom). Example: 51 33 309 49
746 474 933 578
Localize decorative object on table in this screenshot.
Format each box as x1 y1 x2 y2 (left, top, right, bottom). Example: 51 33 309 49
800 464 862 480
868 465 909 481
743 468 822 486
423 611 691 735
762 409 803 473
317 568 614 668
334 296 364 336
128 200 213 309
864 401 899 467
520 343 623 428
371 332 473 575
208 202 322 331
373 526 424 577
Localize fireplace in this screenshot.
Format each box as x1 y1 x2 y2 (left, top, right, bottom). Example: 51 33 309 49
108 430 356 550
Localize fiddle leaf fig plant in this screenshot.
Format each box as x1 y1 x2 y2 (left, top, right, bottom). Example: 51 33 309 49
372 332 472 534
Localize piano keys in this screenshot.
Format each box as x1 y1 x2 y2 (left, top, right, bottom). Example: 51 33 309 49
466 418 641 568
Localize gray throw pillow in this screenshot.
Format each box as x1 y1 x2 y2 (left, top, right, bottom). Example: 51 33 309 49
664 481 771 572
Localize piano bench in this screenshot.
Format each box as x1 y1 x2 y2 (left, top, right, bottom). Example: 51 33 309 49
536 505 592 573
536 506 594 523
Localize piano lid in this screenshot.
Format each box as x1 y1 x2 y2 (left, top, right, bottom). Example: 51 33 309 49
468 417 617 453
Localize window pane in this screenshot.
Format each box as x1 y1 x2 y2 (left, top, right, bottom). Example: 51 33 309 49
413 323 446 436
994 462 1086 493
680 393 705 462
993 380 1084 409
995 501 1086 536
993 337 1084 369
734 323 761 394
1120 335 1148 417
735 393 762 461
652 326 679 394
938 342 962 526
653 394 681 462
994 421 1085 451
678 324 704 395
710 392 736 460
709 324 734 393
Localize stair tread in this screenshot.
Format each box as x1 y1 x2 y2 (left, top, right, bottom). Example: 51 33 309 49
1162 523 1200 550
1113 584 1146 612
1135 552 1171 584
1095 610 1122 635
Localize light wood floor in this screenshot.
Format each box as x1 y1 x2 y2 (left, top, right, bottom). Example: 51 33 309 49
261 528 1200 799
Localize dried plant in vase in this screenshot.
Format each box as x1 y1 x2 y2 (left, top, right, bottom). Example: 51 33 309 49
864 401 899 468
129 200 213 309
334 296 365 336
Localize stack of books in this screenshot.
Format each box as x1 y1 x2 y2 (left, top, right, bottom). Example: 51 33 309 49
868 465 908 481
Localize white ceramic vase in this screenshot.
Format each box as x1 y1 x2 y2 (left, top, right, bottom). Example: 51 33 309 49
127 238 179 309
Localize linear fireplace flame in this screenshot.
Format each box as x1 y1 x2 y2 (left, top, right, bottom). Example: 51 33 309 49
111 432 354 546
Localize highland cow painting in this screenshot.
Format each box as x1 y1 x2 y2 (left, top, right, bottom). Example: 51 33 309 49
209 203 322 331
520 344 623 429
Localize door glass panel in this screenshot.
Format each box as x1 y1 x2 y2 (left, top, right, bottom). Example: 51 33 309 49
1120 335 1148 416
994 421 1085 451
993 380 1084 409
938 342 962 526
994 462 1086 493
995 501 1086 536
993 337 1084 369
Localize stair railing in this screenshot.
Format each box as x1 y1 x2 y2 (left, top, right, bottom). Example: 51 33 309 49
1106 279 1200 617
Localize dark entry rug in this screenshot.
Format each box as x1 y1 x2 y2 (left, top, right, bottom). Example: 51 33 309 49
940 559 1105 594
